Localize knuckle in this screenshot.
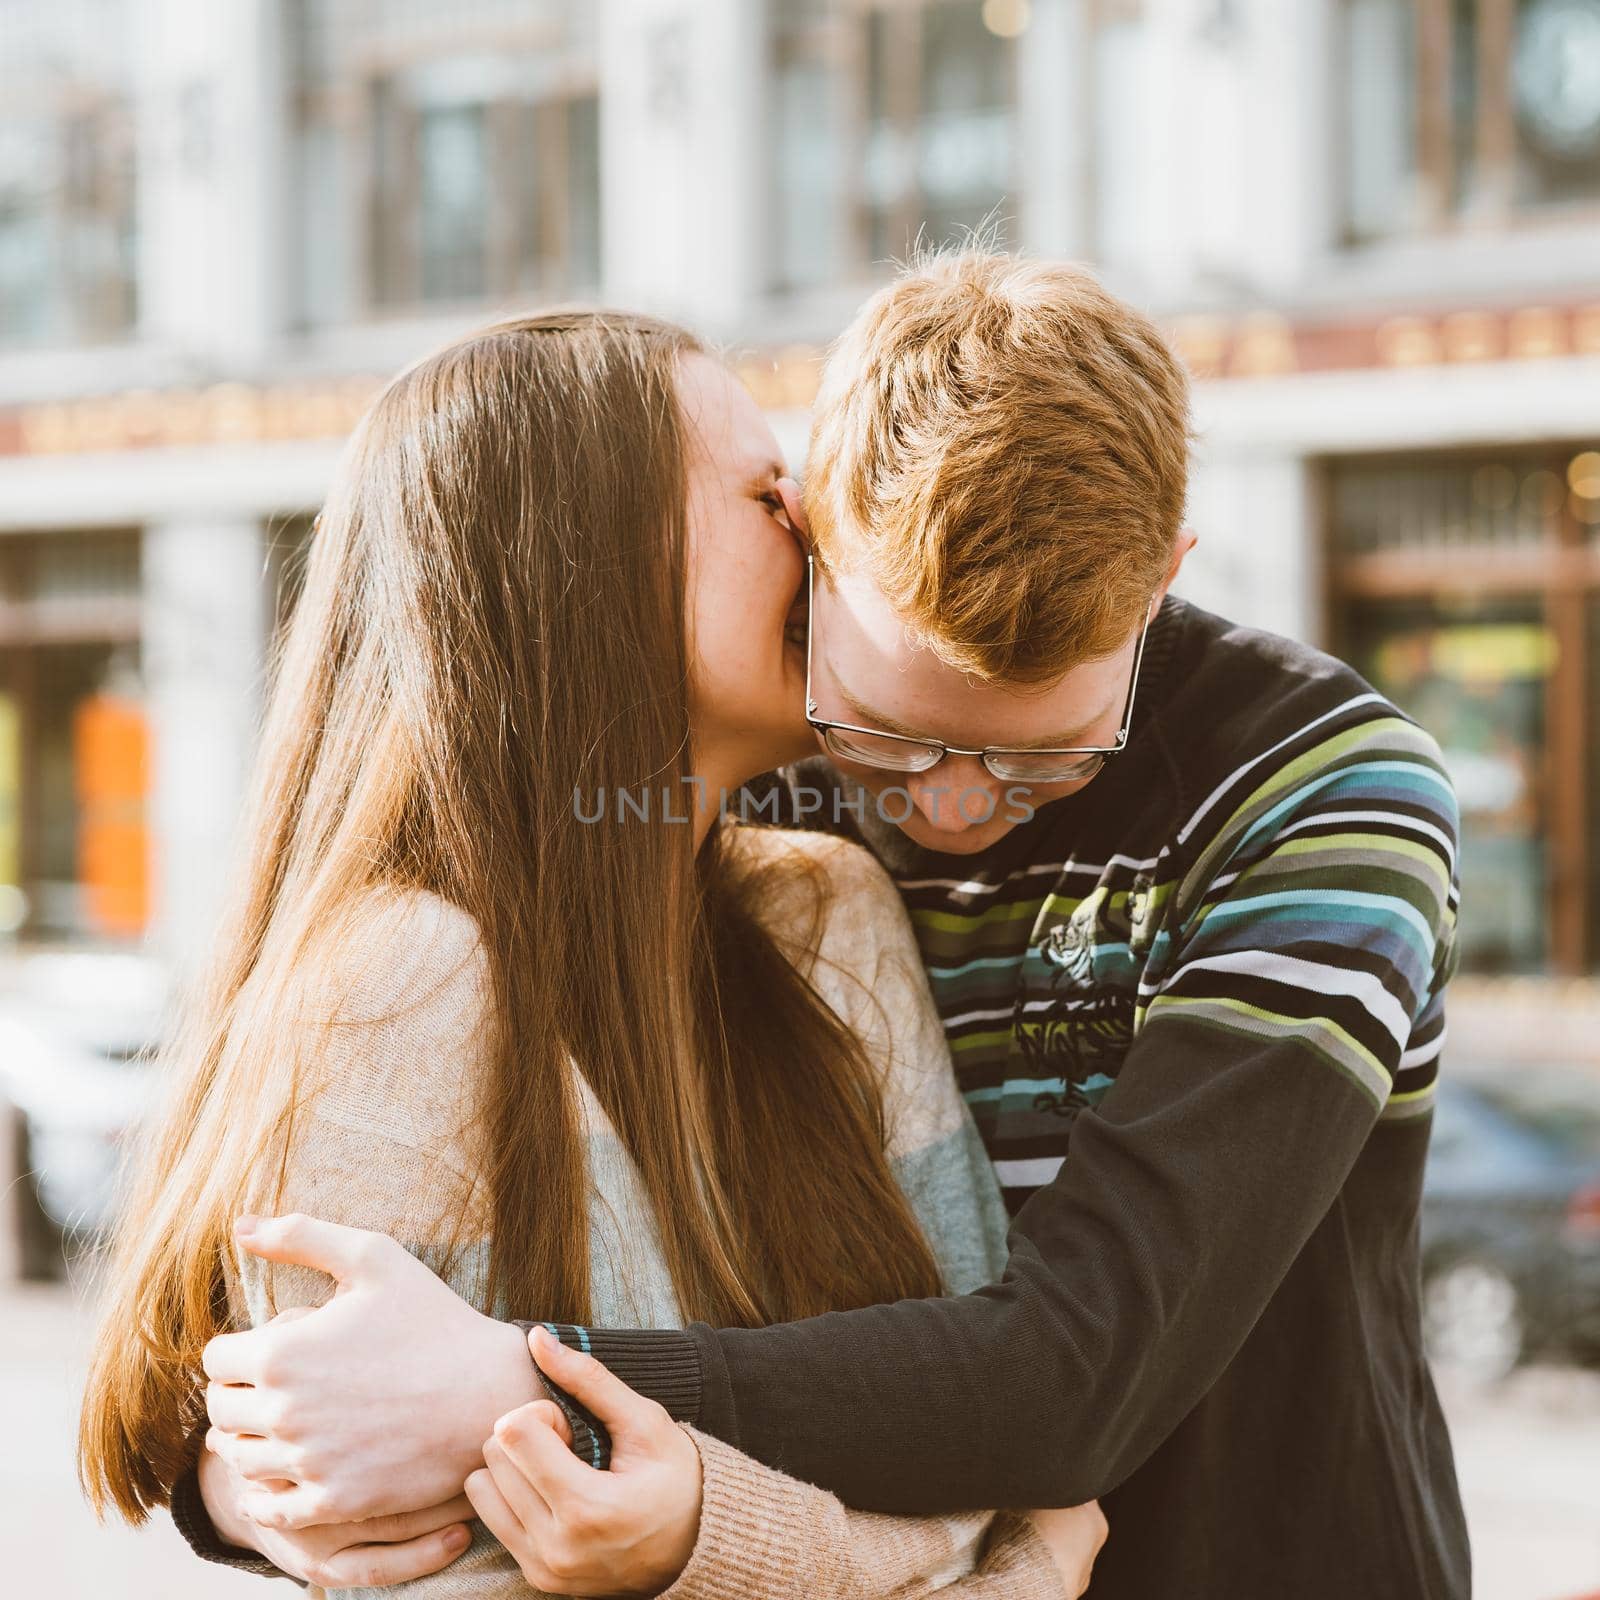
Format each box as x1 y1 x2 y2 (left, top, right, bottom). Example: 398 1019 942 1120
543 1548 578 1583
251 1349 285 1390
351 1557 386 1589
253 1500 292 1533
352 1229 391 1268
560 1499 600 1540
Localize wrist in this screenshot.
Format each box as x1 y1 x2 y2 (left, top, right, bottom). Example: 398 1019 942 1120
478 1313 545 1442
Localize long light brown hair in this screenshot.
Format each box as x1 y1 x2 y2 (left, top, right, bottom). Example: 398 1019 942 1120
80 310 942 1522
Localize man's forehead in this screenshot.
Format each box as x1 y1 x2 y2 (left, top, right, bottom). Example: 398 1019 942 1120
819 569 1114 746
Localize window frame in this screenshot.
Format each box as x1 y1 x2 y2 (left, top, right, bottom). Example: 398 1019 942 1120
1323 446 1600 974
1338 0 1600 245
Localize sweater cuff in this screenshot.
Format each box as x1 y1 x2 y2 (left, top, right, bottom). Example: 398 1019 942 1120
169 1459 300 1584
656 1426 820 1600
512 1322 704 1474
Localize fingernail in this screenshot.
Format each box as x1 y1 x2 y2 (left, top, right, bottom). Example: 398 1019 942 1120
444 1526 470 1553
234 1215 258 1236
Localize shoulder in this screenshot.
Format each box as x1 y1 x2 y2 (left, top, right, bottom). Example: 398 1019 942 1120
721 823 912 976
289 888 493 1150
1158 602 1458 859
308 886 489 1027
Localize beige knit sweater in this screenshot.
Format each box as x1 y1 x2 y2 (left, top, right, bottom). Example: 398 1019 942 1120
229 824 1064 1600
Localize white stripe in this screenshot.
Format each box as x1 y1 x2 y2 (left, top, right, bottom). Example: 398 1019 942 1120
897 850 1165 895
1164 947 1413 1048
1201 810 1454 901
1177 693 1388 846
944 1005 1017 1028
993 1156 1066 1188
897 863 1062 895
1271 808 1457 868
1398 1029 1444 1071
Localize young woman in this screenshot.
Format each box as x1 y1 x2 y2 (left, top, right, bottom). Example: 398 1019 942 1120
78 312 1102 1597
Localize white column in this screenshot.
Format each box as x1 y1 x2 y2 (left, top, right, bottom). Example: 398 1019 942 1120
1230 0 1336 293
142 518 266 967
1018 0 1092 259
135 0 288 369
1180 449 1320 644
599 0 764 337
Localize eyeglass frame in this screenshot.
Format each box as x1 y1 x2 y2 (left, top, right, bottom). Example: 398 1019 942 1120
802 555 1156 783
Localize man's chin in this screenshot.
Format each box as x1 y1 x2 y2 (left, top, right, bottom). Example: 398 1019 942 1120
892 811 1024 856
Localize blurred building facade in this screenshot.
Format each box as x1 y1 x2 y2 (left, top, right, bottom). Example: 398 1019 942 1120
1 0 1599 1051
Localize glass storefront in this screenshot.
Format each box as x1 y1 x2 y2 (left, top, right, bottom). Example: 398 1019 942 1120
1330 447 1600 975
0 530 145 944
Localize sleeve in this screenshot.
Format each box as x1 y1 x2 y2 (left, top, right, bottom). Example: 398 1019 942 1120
172 892 535 1597
549 717 1461 1513
169 1442 297 1581
659 1428 1064 1600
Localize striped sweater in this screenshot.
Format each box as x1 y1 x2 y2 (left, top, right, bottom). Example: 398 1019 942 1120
553 597 1471 1599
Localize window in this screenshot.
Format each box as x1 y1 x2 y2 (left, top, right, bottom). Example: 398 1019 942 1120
1328 448 1600 975
292 0 600 325
771 0 1020 293
0 531 145 943
1339 0 1600 242
0 0 137 348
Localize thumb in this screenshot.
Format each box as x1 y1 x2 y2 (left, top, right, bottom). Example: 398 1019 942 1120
528 1326 656 1443
234 1212 390 1286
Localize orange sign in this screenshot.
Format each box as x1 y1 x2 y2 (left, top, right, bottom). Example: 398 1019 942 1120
74 693 150 938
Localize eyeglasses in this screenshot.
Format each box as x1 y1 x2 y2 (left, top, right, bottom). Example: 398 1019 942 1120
803 556 1155 785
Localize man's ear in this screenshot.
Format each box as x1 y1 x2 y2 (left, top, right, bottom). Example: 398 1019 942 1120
777 476 811 546
1159 525 1199 600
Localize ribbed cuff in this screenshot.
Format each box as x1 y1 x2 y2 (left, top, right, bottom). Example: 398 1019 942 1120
169 1460 299 1584
513 1322 704 1474
657 1427 822 1600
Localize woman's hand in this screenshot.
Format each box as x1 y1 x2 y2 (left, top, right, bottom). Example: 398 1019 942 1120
1026 1502 1109 1599
197 1440 473 1589
464 1326 704 1596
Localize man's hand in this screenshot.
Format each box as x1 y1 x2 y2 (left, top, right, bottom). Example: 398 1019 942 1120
464 1327 704 1596
197 1442 474 1589
202 1213 544 1529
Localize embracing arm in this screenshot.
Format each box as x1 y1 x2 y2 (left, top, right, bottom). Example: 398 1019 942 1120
555 721 1461 1512
667 1429 1081 1600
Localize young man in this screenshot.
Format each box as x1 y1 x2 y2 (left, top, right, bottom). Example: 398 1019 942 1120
184 253 1466 1596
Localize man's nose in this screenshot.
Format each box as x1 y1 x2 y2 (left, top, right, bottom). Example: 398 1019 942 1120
906 761 999 832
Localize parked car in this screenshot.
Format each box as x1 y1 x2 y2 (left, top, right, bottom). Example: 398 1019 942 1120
0 951 164 1279
1422 1075 1600 1384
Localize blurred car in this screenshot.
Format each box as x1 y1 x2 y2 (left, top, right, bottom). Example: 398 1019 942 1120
1422 1075 1600 1385
0 951 164 1279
